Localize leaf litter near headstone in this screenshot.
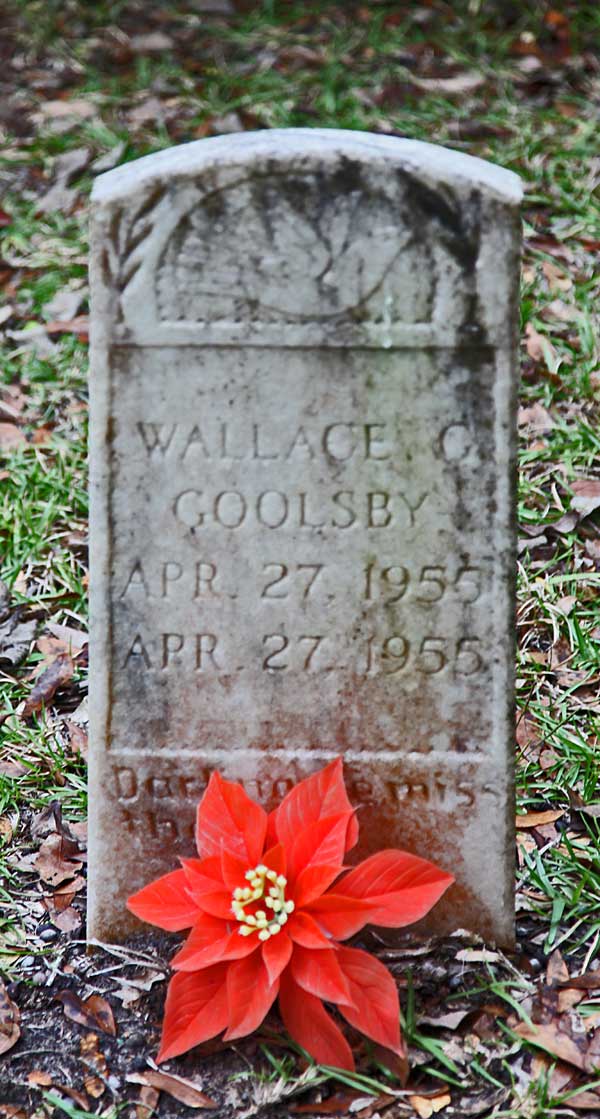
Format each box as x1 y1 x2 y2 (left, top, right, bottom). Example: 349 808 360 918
0 979 21 1055
408 1092 451 1118
0 583 37 665
127 1069 218 1108
35 832 83 886
22 652 74 716
570 479 600 518
55 991 117 1036
515 808 564 828
0 422 26 449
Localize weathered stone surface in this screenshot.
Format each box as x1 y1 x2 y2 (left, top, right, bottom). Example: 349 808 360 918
88 130 522 944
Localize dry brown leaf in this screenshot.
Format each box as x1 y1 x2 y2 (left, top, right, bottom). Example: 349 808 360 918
568 789 600 819
546 948 569 986
518 402 554 434
52 1085 90 1109
549 511 578 534
542 298 580 322
539 747 559 771
66 719 88 759
555 594 576 615
137 1085 160 1119
0 980 21 1056
408 1093 451 1118
46 621 88 650
0 760 26 778
52 906 82 933
516 809 564 828
56 991 116 1036
0 817 13 844
516 1020 600 1073
0 423 26 450
22 652 74 716
53 873 86 899
516 715 541 751
557 988 585 1012
35 98 97 122
524 321 555 363
127 1070 218 1108
571 479 600 517
0 606 36 666
542 259 573 292
558 970 600 991
84 1074 105 1098
45 314 89 339
567 1091 600 1111
35 832 83 886
80 1030 108 1076
27 1069 53 1087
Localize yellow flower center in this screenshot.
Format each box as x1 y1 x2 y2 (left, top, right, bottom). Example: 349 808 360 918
231 864 295 941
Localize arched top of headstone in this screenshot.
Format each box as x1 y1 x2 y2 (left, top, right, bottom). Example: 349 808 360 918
91 129 522 351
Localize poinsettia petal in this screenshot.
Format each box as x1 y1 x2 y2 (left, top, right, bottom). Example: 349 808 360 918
157 964 229 1062
338 850 454 927
305 893 377 939
288 911 332 949
220 848 248 891
262 931 293 985
273 759 357 854
293 864 343 909
181 858 233 919
224 952 279 1039
265 808 279 850
287 813 352 882
279 971 354 1070
171 913 256 971
127 869 200 931
181 855 223 887
337 946 404 1055
262 842 286 877
291 945 355 1007
196 772 267 865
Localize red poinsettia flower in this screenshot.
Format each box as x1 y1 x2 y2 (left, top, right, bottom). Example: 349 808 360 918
127 759 453 1069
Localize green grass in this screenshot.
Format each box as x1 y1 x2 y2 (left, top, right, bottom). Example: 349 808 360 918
2 0 600 1113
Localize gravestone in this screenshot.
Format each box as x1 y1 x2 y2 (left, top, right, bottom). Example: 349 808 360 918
88 130 522 944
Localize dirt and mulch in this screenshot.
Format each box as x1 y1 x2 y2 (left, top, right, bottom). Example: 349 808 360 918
4 898 600 1118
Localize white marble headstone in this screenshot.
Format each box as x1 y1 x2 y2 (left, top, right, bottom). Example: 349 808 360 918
88 130 522 943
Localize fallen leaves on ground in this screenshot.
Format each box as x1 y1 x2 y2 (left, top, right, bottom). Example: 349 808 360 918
517 401 555 433
515 1019 600 1073
0 579 37 666
515 949 600 1077
35 831 83 886
22 651 74 716
27 1070 52 1087
408 1092 451 1118
127 1069 218 1108
136 1084 160 1118
0 422 26 449
515 808 564 828
569 478 600 518
55 991 117 1036
0 980 21 1055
